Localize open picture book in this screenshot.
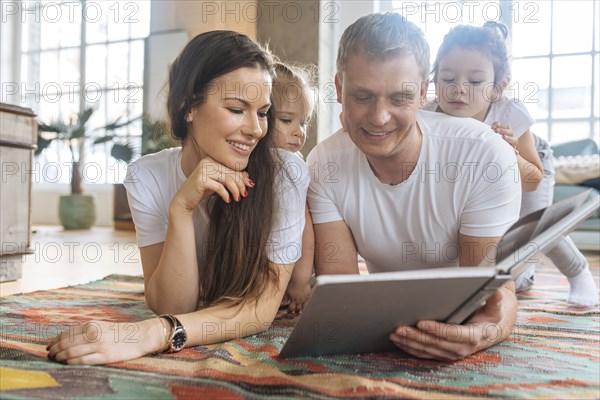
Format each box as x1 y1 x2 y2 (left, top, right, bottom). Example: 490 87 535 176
279 190 599 358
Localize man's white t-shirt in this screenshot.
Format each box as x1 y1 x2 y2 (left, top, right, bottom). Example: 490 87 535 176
306 110 521 273
124 148 309 266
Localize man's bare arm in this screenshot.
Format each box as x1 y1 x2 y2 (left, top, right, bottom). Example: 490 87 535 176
313 220 360 275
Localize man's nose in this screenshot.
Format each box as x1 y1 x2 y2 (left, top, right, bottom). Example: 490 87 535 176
368 99 392 127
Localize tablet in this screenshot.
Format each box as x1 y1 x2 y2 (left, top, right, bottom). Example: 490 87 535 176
279 191 598 358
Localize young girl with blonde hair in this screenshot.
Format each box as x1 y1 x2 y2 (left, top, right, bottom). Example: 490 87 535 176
271 61 317 313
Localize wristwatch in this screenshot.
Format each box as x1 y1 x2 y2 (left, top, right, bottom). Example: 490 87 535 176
158 314 188 353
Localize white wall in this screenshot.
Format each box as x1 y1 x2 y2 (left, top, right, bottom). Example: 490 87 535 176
31 184 115 227
317 0 379 142
144 30 188 121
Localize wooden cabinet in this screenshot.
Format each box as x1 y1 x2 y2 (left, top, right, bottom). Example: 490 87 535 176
0 103 36 282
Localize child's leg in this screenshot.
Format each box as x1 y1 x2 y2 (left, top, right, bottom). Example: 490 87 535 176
546 237 598 305
521 136 597 305
516 136 555 293
519 136 554 217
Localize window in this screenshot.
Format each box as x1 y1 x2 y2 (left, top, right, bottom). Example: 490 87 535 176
19 0 150 184
390 0 599 144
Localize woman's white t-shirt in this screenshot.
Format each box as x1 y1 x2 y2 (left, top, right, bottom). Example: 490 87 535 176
124 148 309 266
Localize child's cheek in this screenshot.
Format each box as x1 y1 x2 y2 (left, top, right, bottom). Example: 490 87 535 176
482 85 496 103
271 124 284 148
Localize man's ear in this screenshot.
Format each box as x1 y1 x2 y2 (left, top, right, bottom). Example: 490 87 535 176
335 74 343 104
420 80 430 107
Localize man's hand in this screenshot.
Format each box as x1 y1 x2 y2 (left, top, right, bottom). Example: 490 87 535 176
389 285 517 361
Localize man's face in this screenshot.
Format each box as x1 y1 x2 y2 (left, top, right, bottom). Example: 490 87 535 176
336 51 427 162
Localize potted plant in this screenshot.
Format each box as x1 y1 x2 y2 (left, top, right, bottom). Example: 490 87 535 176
141 114 176 156
36 107 138 230
113 114 176 230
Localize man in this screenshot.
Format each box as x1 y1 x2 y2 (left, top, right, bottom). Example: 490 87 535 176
306 13 521 361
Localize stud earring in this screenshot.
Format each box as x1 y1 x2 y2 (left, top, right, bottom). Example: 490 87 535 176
185 113 193 123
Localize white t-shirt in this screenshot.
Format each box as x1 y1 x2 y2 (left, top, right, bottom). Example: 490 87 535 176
124 147 309 266
306 110 521 273
483 96 535 138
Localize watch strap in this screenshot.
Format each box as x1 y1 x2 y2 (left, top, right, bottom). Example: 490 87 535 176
157 316 171 353
158 314 186 353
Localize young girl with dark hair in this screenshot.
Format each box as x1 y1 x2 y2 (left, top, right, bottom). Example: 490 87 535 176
428 22 597 305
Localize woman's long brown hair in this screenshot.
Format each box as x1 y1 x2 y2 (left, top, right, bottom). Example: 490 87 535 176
166 31 282 307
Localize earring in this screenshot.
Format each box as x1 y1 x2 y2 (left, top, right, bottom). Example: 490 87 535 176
185 113 192 123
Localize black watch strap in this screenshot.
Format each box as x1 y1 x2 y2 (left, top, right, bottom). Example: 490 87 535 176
158 314 187 353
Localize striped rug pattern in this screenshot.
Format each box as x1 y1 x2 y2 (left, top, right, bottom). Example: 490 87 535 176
1 269 598 399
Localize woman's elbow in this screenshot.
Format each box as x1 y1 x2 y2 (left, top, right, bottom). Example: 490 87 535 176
145 294 197 315
145 297 165 315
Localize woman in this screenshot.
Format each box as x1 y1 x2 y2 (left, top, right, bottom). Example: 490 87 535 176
47 31 309 365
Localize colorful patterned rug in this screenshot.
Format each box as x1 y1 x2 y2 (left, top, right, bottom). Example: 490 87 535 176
1 267 599 399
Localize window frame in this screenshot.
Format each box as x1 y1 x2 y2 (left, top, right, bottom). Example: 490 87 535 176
18 0 149 184
386 0 599 144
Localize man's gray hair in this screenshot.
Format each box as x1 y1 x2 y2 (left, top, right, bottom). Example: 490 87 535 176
337 13 430 83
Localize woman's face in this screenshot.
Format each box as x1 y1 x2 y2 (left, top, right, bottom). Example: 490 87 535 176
435 47 498 122
186 67 272 171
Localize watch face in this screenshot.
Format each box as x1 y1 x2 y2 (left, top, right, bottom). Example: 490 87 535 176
172 330 187 351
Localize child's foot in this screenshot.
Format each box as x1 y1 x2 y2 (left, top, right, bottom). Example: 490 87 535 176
567 269 599 306
514 265 536 292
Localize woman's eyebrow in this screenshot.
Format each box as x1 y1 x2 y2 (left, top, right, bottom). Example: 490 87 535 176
223 97 271 108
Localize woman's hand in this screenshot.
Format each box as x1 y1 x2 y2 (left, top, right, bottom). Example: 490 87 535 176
47 319 164 365
171 157 255 213
491 122 519 155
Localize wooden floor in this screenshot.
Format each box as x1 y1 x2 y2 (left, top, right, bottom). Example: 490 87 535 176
0 226 598 297
0 226 142 297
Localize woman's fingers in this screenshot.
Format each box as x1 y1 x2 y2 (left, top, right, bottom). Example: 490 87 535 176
47 321 154 365
52 343 96 363
202 179 233 204
59 353 106 365
221 171 248 202
202 161 253 204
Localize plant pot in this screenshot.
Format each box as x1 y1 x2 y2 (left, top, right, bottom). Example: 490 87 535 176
59 194 96 230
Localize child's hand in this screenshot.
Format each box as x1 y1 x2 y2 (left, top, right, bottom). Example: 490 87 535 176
491 122 519 155
282 281 312 314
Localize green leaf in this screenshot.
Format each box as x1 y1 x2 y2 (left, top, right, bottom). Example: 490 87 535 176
93 135 116 145
77 107 95 129
35 135 54 156
38 122 64 133
111 143 134 163
104 115 141 131
71 126 86 139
